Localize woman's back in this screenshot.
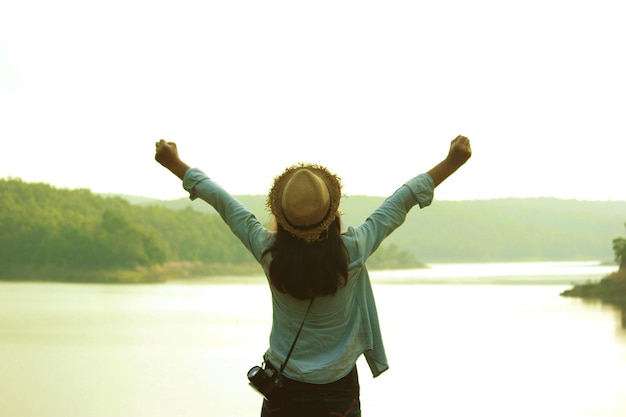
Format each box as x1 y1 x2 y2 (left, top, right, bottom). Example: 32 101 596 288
154 135 472 417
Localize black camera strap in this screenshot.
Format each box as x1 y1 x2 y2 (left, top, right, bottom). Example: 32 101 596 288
278 297 315 375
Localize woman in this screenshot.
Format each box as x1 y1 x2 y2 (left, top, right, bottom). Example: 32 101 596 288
155 135 472 416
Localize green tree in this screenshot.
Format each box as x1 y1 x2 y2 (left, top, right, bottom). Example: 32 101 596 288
94 210 167 268
613 222 626 271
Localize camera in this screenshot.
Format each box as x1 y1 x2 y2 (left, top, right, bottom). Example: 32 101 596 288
247 364 283 400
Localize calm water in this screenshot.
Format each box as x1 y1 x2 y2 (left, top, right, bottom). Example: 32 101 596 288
1 262 625 417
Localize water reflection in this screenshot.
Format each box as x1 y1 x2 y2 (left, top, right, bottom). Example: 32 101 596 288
616 302 626 330
579 298 626 331
605 302 626 332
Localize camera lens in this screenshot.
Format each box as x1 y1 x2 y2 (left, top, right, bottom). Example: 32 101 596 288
247 366 262 379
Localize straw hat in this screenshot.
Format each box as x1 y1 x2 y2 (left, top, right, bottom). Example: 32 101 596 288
267 163 342 243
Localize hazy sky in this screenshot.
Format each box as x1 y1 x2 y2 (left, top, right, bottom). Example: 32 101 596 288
1 0 624 201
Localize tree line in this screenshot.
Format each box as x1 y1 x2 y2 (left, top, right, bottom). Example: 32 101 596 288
3 177 624 283
613 222 626 271
137 192 626 263
0 179 420 281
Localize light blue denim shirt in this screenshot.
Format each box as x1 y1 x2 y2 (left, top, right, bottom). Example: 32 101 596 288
183 168 434 384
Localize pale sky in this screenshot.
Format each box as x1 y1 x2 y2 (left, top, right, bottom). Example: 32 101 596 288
1 0 624 201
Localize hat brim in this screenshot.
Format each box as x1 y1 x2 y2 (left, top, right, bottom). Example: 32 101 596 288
267 163 342 243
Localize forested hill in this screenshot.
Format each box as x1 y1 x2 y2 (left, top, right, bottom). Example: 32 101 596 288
0 179 252 281
2 178 624 283
129 193 626 263
0 179 421 282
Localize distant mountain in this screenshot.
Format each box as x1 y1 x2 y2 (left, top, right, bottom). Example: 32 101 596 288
131 194 626 263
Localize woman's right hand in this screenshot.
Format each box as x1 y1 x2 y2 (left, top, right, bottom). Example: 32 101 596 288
426 135 472 187
446 135 472 168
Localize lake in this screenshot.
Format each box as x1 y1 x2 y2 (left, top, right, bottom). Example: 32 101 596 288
1 262 625 417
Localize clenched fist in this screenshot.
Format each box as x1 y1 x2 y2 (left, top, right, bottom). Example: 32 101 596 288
154 139 190 180
446 135 472 168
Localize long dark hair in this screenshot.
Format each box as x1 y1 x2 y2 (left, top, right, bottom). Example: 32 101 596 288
263 217 349 300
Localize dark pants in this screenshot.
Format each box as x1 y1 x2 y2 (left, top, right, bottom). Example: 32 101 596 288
260 367 361 417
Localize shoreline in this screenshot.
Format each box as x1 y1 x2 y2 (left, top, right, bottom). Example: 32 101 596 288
1 260 619 286
560 269 626 307
0 262 262 284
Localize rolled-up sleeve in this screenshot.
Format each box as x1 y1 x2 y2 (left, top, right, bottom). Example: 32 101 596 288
348 173 435 259
404 173 435 209
182 167 273 262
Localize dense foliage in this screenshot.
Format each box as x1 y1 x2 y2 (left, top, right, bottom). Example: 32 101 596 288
613 222 626 270
4 177 626 282
0 179 420 281
141 193 626 263
0 179 257 280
